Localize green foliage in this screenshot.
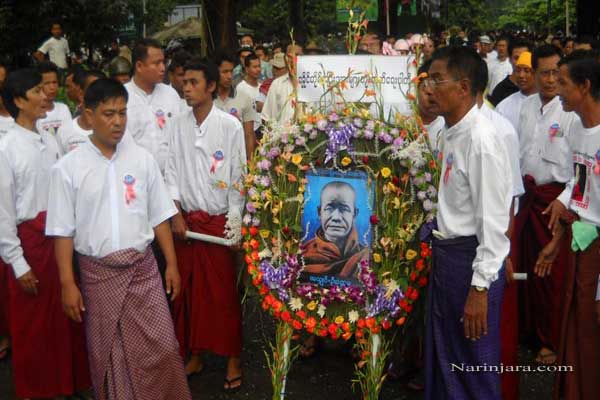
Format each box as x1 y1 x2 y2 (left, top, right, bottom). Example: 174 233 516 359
240 0 337 40
446 0 491 31
496 0 576 33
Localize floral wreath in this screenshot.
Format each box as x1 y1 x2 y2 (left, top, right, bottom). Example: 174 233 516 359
242 99 438 340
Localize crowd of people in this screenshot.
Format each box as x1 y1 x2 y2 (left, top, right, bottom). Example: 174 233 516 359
0 19 599 400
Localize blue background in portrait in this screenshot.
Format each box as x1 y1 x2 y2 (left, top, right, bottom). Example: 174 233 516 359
301 169 374 248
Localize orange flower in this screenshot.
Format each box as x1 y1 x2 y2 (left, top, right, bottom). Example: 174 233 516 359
406 93 416 101
364 88 376 97
305 317 317 329
274 165 284 175
396 317 406 326
339 80 348 90
287 173 297 182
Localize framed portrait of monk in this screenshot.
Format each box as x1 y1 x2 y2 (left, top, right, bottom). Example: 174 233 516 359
300 169 374 287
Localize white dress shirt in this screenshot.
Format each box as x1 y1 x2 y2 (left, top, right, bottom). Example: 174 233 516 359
55 116 92 153
262 74 295 125
424 116 445 154
557 120 600 227
124 80 183 172
165 105 246 217
215 91 254 124
437 106 512 288
36 102 72 136
488 58 513 93
496 91 527 131
0 115 14 139
46 137 177 258
518 95 577 192
38 36 70 69
0 125 61 278
479 104 525 197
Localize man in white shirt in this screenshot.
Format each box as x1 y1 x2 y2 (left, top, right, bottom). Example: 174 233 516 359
167 49 191 113
424 46 511 400
262 43 304 127
235 52 262 133
487 35 513 93
46 78 191 400
165 59 246 390
35 22 70 70
488 39 532 107
0 68 90 399
548 51 600 399
496 51 538 130
416 59 444 154
35 61 72 137
514 44 577 366
55 69 104 153
124 38 182 172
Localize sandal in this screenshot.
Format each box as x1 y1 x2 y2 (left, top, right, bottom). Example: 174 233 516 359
223 375 243 392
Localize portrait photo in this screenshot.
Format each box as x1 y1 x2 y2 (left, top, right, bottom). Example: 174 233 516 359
300 169 374 286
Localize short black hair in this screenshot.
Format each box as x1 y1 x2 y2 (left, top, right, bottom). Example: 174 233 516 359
132 38 163 68
37 61 58 78
563 37 575 46
509 38 532 56
496 34 512 46
532 44 562 70
431 46 481 96
183 57 219 99
243 52 260 68
82 70 106 90
255 45 267 54
72 66 89 88
240 34 254 42
214 51 236 68
1 68 43 118
418 58 433 76
474 57 489 94
558 50 600 100
168 49 190 72
84 78 128 110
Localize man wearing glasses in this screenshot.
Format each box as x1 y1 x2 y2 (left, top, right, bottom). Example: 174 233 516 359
513 45 578 368
423 46 512 400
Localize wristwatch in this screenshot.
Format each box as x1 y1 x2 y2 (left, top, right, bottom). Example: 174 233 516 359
471 285 488 292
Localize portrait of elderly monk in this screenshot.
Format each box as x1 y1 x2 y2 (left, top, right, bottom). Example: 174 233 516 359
302 181 370 278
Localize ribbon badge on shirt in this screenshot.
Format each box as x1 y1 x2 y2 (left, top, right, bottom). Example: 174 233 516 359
123 174 137 205
548 122 561 142
229 107 240 120
443 153 454 184
210 150 225 174
594 149 600 176
155 109 166 129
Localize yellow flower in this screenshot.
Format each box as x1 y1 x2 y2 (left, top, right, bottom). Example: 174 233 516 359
380 167 392 178
335 316 345 325
291 154 303 165
260 230 271 239
406 249 417 260
373 253 382 263
307 301 317 311
392 197 401 209
341 156 352 167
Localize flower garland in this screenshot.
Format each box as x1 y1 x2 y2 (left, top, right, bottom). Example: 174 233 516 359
243 104 437 341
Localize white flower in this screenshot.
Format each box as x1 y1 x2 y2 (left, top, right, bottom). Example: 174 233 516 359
258 248 272 260
317 304 327 318
384 279 400 299
348 310 359 323
288 297 303 311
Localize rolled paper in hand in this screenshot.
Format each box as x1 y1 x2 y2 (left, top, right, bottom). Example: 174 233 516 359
512 273 527 281
185 230 235 246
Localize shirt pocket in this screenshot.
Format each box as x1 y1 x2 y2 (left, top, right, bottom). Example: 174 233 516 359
124 178 148 216
541 136 567 165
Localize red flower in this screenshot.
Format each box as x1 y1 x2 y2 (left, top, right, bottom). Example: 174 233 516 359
371 326 380 334
249 226 259 236
409 290 419 301
409 271 417 282
420 242 432 258
382 319 392 330
342 322 351 332
241 227 248 236
416 259 425 271
250 239 259 250
418 276 428 287
305 317 317 329
396 317 406 326
328 323 338 335
391 176 400 185
370 215 379 225
296 310 307 320
292 320 303 330
282 226 291 235
259 286 269 295
357 319 366 329
362 155 369 164
317 328 328 337
355 329 364 338
281 310 291 322
365 317 376 329
320 318 330 327
342 332 352 341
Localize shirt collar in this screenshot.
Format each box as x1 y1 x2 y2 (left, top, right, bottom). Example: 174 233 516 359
130 78 157 99
192 104 217 137
445 104 479 139
538 94 560 115
86 135 127 161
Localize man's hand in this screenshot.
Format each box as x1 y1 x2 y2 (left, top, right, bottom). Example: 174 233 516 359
543 200 567 236
171 213 188 242
164 264 181 301
505 257 514 284
62 283 85 322
463 288 488 341
534 240 561 277
17 270 39 296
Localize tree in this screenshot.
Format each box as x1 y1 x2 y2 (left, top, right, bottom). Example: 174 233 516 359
203 0 237 52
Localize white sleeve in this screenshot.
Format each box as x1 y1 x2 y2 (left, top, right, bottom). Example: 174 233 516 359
468 143 512 288
261 86 277 121
38 39 50 54
0 151 30 278
228 123 247 219
45 164 76 238
164 121 181 202
504 124 525 197
146 155 178 227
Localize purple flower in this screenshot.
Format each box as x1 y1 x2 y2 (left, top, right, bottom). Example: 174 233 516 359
328 112 339 122
379 133 393 144
281 133 289 144
257 159 272 170
246 202 257 213
353 118 364 128
295 136 306 146
364 129 374 139
393 137 404 148
366 120 375 130
316 119 328 131
427 185 437 197
367 284 404 318
325 123 356 164
424 172 432 182
259 176 271 187
267 147 281 159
